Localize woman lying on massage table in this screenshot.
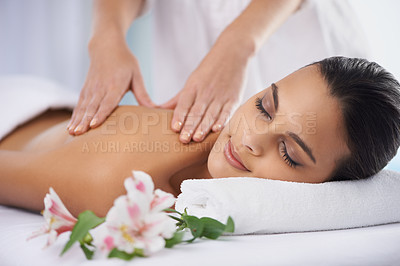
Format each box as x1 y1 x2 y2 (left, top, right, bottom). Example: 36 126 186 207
0 57 399 217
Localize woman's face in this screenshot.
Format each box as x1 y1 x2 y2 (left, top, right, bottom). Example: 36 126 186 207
208 65 350 183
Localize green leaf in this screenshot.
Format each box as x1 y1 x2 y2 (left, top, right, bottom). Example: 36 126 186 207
182 215 204 238
134 248 145 257
199 217 225 240
61 210 105 256
79 242 95 260
165 231 185 248
108 248 145 260
224 216 235 233
108 248 135 261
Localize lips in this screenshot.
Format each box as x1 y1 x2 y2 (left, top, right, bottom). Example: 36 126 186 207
224 139 250 172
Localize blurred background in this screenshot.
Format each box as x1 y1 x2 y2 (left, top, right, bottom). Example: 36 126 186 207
0 0 399 171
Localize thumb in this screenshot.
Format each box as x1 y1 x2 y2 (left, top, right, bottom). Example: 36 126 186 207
159 92 181 109
132 72 157 107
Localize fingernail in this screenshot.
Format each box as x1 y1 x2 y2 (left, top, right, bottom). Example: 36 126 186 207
180 131 191 142
212 124 222 132
173 121 182 131
90 119 97 127
74 125 83 134
193 131 204 141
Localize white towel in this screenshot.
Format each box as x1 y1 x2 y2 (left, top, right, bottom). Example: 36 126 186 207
175 170 400 235
0 75 77 140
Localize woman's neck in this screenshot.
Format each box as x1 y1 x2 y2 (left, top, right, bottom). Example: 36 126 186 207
169 155 212 195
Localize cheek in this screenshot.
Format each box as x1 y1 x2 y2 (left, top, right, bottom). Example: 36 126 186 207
224 103 253 135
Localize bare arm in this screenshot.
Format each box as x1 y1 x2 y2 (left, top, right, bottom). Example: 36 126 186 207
225 0 303 58
0 148 125 217
68 0 156 135
166 0 303 143
90 0 144 42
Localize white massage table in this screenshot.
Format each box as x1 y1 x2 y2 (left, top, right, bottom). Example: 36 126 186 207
1 205 399 266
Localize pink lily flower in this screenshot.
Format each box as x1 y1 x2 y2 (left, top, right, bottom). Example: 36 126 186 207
94 171 177 256
28 188 77 247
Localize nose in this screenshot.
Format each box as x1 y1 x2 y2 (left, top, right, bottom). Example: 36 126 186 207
241 128 264 156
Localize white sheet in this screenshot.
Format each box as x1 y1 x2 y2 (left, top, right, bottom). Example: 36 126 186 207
0 75 77 140
1 205 399 266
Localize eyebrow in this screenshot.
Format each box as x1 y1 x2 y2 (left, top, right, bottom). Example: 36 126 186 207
287 131 316 164
271 83 279 111
270 83 316 164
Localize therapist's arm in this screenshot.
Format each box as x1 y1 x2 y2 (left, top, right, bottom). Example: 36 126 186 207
68 0 156 135
162 0 303 143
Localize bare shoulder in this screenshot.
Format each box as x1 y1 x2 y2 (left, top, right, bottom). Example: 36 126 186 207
108 105 175 136
106 105 219 166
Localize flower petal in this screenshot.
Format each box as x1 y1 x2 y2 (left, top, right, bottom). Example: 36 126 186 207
130 171 154 196
151 189 176 213
104 236 115 251
99 171 177 256
48 188 76 220
144 236 166 255
45 230 58 248
30 187 77 248
27 224 50 241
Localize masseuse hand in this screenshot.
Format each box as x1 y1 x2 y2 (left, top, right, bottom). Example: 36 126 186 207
67 36 156 135
159 0 303 143
160 30 249 143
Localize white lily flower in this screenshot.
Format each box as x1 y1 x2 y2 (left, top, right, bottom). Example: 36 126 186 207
95 171 176 256
28 188 77 247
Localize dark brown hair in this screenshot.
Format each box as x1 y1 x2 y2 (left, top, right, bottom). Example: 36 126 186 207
313 57 400 181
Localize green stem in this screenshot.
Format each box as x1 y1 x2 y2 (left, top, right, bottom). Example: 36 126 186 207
168 215 184 223
163 208 182 215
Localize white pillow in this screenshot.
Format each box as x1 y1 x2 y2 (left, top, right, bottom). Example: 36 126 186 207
176 170 400 234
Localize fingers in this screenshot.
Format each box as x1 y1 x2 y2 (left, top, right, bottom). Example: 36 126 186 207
67 91 91 135
178 97 210 143
68 85 124 135
178 100 235 144
133 71 157 108
212 102 234 132
170 90 196 134
68 42 151 135
90 90 124 129
192 101 222 142
72 95 102 135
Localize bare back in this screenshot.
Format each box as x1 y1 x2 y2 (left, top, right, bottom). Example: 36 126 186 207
0 106 218 216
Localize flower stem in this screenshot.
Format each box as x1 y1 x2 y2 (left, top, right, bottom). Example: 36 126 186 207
163 208 182 215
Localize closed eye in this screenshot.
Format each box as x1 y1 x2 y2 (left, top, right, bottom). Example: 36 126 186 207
255 96 272 120
256 94 300 169
279 142 300 168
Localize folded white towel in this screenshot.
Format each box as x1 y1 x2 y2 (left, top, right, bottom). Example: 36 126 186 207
0 75 77 140
175 170 400 235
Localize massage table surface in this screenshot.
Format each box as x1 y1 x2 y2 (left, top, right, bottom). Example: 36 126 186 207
1 205 399 266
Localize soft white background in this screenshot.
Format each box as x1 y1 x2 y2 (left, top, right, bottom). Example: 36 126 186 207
0 0 399 170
